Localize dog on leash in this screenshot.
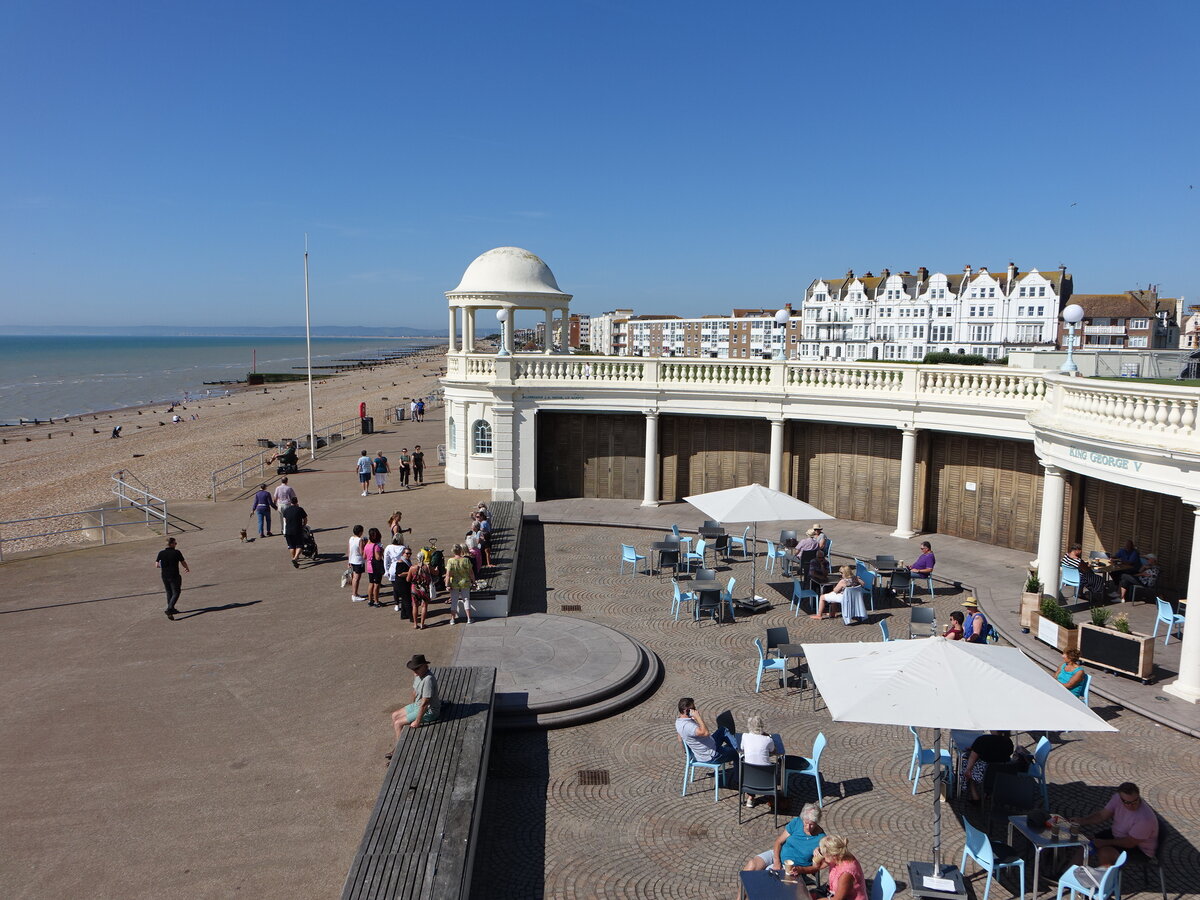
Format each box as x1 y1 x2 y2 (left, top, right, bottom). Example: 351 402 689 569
240 528 249 542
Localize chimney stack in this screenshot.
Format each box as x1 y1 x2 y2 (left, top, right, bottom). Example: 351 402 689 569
881 267 890 279
964 264 972 276
918 266 929 281
1008 262 1017 280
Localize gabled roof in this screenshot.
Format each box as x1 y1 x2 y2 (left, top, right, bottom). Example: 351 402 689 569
1070 293 1169 318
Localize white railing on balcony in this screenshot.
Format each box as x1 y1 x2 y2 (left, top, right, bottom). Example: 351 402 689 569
1083 325 1127 335
1051 379 1198 445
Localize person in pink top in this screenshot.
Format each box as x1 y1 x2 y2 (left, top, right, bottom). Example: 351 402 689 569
815 835 868 900
1071 781 1159 866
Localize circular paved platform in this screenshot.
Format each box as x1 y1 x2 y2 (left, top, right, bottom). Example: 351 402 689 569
453 613 661 729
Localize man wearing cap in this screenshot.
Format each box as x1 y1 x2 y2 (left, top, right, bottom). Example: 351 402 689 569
962 597 989 643
792 527 823 578
391 654 441 742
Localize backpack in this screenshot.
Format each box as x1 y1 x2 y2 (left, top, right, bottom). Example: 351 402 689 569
423 545 444 571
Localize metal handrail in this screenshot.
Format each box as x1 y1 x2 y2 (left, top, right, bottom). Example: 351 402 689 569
0 473 169 561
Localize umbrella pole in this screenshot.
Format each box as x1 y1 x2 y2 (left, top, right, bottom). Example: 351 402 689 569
751 521 758 602
933 728 943 876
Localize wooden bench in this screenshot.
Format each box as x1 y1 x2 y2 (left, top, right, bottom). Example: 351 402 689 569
341 666 496 900
470 500 523 618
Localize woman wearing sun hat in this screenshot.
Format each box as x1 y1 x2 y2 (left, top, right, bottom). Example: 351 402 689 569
962 596 989 643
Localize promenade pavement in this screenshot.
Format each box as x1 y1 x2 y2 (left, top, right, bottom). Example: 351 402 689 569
2 423 1197 899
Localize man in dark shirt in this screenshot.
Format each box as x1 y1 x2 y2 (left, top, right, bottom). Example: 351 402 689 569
155 537 190 620
250 484 276 538
280 497 308 568
411 445 425 485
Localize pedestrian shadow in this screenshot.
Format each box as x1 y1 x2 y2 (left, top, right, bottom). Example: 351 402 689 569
174 600 262 618
1 588 219 615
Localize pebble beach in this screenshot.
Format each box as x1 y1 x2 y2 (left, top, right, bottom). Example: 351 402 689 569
0 346 448 551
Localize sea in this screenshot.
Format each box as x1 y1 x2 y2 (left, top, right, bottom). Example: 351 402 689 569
0 335 439 424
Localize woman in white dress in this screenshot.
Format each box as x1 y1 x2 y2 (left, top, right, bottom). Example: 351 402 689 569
740 714 778 808
809 565 862 620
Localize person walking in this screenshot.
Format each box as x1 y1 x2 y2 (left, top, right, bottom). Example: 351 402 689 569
250 483 276 538
372 450 390 494
411 445 425 485
356 450 373 496
387 510 412 541
156 537 190 620
347 524 367 602
416 398 425 422
273 476 297 508
397 448 411 489
364 527 385 606
447 544 475 625
407 555 432 629
280 496 308 568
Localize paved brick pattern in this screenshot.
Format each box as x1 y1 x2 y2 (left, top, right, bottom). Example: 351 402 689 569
472 523 1200 899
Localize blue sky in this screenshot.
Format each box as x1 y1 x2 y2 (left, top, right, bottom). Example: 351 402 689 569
3 1 1197 329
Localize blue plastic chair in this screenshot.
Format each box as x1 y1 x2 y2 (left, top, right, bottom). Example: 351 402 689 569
1021 735 1053 809
754 637 788 692
878 620 893 642
765 540 788 575
1055 850 1125 899
681 741 729 801
1152 598 1186 645
727 525 750 559
858 567 878 611
670 523 693 553
960 818 1026 900
791 577 818 615
683 538 706 574
671 580 696 622
1060 564 1081 597
619 543 646 576
720 577 738 623
910 570 936 602
908 726 953 795
784 732 826 807
1079 673 1092 707
869 865 897 900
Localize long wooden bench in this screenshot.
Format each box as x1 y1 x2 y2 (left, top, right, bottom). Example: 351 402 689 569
341 666 496 900
470 500 523 617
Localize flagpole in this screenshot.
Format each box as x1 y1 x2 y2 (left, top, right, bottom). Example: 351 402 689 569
304 235 316 461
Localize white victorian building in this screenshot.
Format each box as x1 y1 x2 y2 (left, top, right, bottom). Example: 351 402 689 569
442 247 1200 704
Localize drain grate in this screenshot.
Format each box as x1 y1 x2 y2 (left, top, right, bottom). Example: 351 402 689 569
561 604 582 612
577 769 609 786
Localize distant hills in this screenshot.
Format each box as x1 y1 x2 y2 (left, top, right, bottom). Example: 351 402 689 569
0 325 446 337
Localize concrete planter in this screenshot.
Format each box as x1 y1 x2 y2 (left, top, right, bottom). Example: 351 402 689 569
1032 613 1079 653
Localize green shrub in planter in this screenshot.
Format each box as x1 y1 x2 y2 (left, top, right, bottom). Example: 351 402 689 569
1090 606 1112 627
1039 596 1075 629
1024 571 1041 594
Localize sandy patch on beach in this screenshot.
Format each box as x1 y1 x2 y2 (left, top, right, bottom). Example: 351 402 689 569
0 347 448 550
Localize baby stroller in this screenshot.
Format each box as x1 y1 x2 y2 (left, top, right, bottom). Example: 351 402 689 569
299 526 319 561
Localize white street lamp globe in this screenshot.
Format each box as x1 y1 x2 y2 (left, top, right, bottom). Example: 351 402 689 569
774 308 790 325
1062 304 1084 325
496 308 510 323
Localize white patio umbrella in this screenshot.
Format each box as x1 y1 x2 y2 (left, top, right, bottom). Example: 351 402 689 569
684 483 832 604
801 637 1116 880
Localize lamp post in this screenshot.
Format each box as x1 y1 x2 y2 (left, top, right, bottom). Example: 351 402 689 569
774 307 790 360
1060 303 1084 375
496 308 510 356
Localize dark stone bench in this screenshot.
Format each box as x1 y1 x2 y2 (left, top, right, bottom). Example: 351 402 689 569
470 500 522 618
341 666 496 900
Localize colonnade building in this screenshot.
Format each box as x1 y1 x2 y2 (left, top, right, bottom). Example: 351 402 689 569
441 247 1200 704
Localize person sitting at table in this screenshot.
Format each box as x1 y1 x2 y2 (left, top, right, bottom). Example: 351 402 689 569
791 528 821 576
943 610 965 640
961 730 1014 804
810 524 829 554
1070 782 1159 868
1113 538 1141 573
910 541 935 577
812 835 868 900
809 565 861 620
1062 543 1106 603
807 549 830 592
675 698 738 766
962 597 989 643
739 715 778 808
1057 648 1087 699
741 802 825 879
1118 553 1159 602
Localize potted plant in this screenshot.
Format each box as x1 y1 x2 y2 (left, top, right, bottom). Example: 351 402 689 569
1110 613 1131 634
1020 570 1042 632
1033 596 1078 652
1089 606 1112 628
1078 612 1155 682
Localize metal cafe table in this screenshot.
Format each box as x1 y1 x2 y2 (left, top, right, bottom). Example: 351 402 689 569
738 869 812 900
698 526 726 565
1007 814 1087 897
691 574 731 623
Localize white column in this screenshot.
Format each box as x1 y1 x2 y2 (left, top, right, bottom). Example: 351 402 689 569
447 307 458 353
642 410 660 507
544 309 553 352
503 315 515 355
1034 464 1066 597
1164 503 1200 703
768 418 785 492
891 427 920 538
464 307 476 352
556 311 568 353
491 397 516 501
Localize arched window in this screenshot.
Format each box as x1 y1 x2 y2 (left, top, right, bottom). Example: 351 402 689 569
448 417 456 454
472 419 493 455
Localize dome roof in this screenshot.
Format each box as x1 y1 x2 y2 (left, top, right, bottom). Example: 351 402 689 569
449 247 568 296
